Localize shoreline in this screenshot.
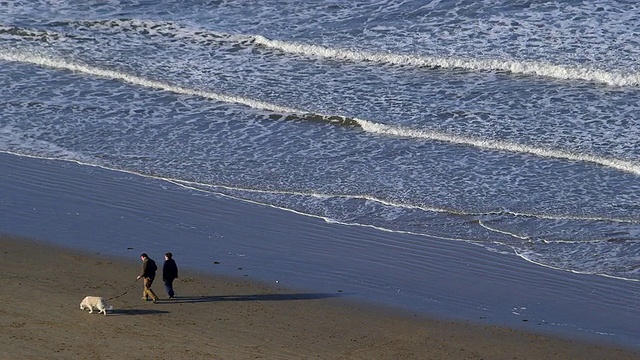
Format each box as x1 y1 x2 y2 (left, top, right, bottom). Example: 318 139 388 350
2 234 639 359
1 151 640 351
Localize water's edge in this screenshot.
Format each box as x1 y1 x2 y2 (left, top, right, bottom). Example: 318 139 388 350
1 152 639 349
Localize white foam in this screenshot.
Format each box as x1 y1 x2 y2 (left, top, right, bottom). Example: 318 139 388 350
3 48 639 177
10 16 639 87
171 179 639 227
356 119 640 176
0 49 301 115
20 17 638 87
252 35 640 87
514 247 640 283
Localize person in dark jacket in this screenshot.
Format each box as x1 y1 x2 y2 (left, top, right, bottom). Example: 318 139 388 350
136 253 159 302
162 252 178 299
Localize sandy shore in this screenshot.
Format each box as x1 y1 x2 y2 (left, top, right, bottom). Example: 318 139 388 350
1 235 638 360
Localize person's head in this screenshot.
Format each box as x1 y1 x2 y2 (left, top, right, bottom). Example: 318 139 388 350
140 253 148 260
165 252 172 260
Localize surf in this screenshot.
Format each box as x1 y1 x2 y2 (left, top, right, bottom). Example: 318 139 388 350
356 120 640 176
7 20 639 87
251 35 640 87
2 48 640 177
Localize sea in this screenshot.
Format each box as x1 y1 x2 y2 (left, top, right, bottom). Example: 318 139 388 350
1 0 639 348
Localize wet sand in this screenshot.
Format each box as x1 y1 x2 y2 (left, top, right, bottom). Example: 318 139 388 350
1 234 638 359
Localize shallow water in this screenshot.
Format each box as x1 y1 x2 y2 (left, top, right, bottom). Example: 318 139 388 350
2 153 640 349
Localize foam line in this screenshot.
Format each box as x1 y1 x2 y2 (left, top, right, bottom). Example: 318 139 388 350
5 20 639 86
0 50 302 115
356 119 640 176
252 35 640 87
514 248 640 283
170 180 639 225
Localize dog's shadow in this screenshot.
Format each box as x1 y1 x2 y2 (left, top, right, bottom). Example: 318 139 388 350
164 292 341 304
110 309 169 316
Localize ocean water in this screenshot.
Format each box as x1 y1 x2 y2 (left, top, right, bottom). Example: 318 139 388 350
2 0 639 281
1 0 640 344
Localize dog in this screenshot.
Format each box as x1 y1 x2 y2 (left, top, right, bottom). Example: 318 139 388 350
80 296 113 316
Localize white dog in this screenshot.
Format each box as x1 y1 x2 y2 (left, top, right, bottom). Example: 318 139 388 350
80 296 113 316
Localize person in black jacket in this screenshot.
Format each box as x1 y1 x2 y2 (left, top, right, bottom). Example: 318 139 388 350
162 252 179 299
136 253 159 303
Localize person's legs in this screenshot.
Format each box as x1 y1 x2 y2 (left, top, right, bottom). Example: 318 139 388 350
143 277 159 301
147 287 159 302
164 279 175 298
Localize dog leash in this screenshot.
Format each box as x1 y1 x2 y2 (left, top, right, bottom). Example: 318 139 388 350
107 279 139 301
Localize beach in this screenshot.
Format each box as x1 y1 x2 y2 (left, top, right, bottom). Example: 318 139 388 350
2 234 639 360
3 2 640 358
1 154 639 359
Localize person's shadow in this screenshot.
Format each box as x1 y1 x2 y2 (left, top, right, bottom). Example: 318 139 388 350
161 292 341 304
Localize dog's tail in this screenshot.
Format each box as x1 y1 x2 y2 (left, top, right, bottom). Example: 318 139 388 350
108 305 114 310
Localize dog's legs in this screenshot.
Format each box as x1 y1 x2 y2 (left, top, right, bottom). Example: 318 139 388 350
88 306 94 313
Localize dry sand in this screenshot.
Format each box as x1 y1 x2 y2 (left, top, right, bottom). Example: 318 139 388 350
1 235 638 359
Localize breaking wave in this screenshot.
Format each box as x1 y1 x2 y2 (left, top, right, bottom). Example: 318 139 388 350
4 19 640 87
252 35 640 87
1 48 639 176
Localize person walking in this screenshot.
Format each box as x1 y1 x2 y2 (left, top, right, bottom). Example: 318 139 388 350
162 252 179 299
137 253 159 303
